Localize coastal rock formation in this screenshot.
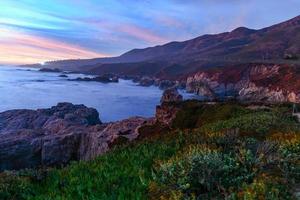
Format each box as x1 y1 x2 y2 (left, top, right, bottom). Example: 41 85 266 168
156 88 182 126
139 76 155 86
186 64 300 103
160 88 183 104
0 103 150 171
138 77 179 90
156 80 176 90
80 117 153 161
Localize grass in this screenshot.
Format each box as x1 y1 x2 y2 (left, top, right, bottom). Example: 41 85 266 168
0 102 299 200
0 131 185 200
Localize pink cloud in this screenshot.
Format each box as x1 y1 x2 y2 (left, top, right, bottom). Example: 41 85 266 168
85 19 167 44
0 28 107 64
118 23 167 44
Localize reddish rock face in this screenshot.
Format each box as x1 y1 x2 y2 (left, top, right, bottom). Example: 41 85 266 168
186 64 300 103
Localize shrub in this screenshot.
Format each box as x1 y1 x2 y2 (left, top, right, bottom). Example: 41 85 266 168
153 145 260 199
268 132 300 183
228 174 293 200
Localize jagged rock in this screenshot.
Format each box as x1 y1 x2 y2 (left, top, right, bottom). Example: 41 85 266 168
80 117 153 161
186 81 217 100
0 103 151 171
160 88 183 104
186 64 300 103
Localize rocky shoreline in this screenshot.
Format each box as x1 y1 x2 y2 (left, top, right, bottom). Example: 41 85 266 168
39 63 300 104
0 103 153 171
122 64 300 103
0 89 182 171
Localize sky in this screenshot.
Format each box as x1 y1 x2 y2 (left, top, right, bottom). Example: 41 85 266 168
0 0 299 65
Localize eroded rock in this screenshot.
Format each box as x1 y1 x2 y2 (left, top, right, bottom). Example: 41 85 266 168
0 103 151 171
186 64 300 103
160 88 183 104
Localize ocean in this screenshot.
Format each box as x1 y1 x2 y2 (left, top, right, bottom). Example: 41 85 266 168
0 66 194 122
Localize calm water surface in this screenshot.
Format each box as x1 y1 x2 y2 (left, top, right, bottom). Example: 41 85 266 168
0 66 195 122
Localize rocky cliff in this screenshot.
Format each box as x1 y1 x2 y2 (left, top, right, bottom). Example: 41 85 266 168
186 64 300 103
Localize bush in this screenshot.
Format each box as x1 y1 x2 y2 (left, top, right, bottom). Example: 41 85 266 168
153 145 260 199
268 132 300 183
228 174 293 200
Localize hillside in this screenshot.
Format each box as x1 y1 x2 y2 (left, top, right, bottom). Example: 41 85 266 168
24 15 300 78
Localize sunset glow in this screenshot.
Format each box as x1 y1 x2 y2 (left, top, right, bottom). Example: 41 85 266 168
0 28 107 64
0 0 299 65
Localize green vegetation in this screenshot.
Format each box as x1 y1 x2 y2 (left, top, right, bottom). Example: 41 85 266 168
1 102 299 199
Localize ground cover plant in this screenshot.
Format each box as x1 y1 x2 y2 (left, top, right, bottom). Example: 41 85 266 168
0 102 299 200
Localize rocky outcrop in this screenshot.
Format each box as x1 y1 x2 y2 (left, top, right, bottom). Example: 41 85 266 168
238 84 297 102
139 77 155 86
160 88 183 104
155 80 176 90
186 64 300 103
156 88 182 126
80 117 153 161
0 103 151 171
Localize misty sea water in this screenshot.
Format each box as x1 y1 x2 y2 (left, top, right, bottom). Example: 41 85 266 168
0 66 195 122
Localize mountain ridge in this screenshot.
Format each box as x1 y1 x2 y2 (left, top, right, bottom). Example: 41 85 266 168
23 15 300 78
